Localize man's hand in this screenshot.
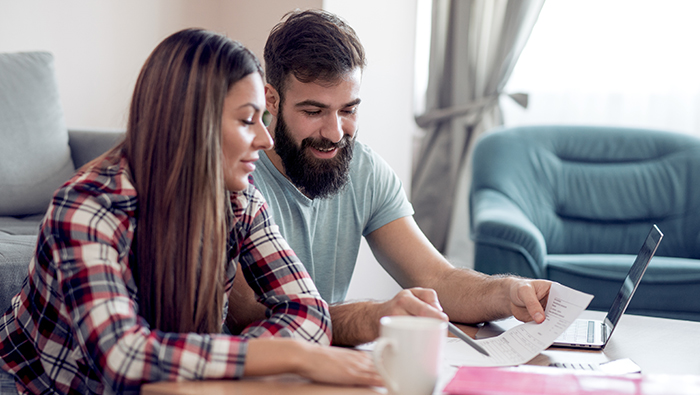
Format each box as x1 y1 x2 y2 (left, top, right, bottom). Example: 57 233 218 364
376 287 449 322
330 287 448 346
509 279 552 324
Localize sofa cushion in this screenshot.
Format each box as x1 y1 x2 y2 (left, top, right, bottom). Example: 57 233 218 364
0 52 75 216
0 234 35 312
0 215 44 236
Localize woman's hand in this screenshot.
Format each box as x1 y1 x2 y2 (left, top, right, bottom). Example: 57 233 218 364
294 342 384 386
245 338 383 387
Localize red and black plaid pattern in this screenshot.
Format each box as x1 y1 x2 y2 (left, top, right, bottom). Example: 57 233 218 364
0 153 330 394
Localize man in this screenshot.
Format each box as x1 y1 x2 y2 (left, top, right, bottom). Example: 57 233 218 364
226 9 551 346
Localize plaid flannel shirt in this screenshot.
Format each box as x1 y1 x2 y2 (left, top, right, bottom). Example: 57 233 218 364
0 153 331 394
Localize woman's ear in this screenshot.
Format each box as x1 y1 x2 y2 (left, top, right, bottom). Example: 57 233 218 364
265 84 280 116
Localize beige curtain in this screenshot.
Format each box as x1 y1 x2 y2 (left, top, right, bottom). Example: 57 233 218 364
412 0 544 267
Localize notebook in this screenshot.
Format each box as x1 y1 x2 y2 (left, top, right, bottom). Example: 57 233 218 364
442 364 696 395
552 224 663 349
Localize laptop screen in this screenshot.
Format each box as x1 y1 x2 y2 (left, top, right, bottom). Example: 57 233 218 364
603 225 663 337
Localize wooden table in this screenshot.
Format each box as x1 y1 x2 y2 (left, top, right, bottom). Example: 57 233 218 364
141 311 700 394
140 376 383 395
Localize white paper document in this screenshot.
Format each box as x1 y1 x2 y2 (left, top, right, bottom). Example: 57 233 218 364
443 282 593 367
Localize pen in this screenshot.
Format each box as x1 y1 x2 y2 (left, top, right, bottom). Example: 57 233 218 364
448 322 490 357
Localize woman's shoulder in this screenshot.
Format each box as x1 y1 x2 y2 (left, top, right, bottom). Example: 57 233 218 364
54 151 138 217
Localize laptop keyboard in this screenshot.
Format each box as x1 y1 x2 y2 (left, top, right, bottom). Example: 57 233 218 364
558 320 595 343
549 362 596 370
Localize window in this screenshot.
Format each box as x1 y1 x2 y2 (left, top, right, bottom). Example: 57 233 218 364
502 0 700 136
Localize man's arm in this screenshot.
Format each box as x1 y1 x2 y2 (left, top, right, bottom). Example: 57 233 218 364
364 216 551 327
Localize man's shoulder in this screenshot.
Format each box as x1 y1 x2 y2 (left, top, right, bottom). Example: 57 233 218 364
350 140 391 172
350 140 399 181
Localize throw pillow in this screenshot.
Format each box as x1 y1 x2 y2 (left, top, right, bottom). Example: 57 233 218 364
0 52 75 216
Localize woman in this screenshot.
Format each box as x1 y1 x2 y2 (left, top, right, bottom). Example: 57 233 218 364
0 29 381 395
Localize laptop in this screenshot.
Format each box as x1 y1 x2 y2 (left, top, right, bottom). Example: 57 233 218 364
551 224 663 350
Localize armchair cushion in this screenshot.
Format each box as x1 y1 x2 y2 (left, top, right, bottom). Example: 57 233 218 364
0 52 75 216
471 189 547 278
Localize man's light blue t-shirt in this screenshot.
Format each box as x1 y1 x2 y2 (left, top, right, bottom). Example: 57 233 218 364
251 140 414 303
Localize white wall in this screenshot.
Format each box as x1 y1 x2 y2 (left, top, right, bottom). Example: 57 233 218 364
0 0 321 129
324 0 419 301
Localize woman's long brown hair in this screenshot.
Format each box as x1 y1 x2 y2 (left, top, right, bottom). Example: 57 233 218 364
122 29 262 333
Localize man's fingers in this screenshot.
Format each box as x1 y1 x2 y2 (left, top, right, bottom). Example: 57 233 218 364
408 287 443 311
514 281 548 323
391 288 448 321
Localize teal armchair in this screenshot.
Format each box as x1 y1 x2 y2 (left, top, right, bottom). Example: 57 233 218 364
469 125 700 321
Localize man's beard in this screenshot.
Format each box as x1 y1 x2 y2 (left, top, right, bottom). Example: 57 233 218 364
273 110 355 199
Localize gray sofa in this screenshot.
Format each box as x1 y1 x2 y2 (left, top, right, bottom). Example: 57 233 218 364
0 51 124 312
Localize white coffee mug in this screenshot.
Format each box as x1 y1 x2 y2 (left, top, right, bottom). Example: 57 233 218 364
372 316 447 395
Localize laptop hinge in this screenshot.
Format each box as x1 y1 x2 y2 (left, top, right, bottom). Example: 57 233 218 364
601 323 608 343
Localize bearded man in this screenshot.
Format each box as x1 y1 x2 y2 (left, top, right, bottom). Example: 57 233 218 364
226 9 552 346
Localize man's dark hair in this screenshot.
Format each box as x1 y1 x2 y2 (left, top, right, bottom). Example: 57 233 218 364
264 9 366 95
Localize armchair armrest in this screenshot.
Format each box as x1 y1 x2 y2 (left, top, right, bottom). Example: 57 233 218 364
68 129 125 169
470 189 547 278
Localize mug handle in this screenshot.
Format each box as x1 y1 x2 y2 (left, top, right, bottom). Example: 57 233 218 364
372 338 399 394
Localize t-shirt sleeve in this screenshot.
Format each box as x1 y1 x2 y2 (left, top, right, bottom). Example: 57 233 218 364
362 147 415 236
